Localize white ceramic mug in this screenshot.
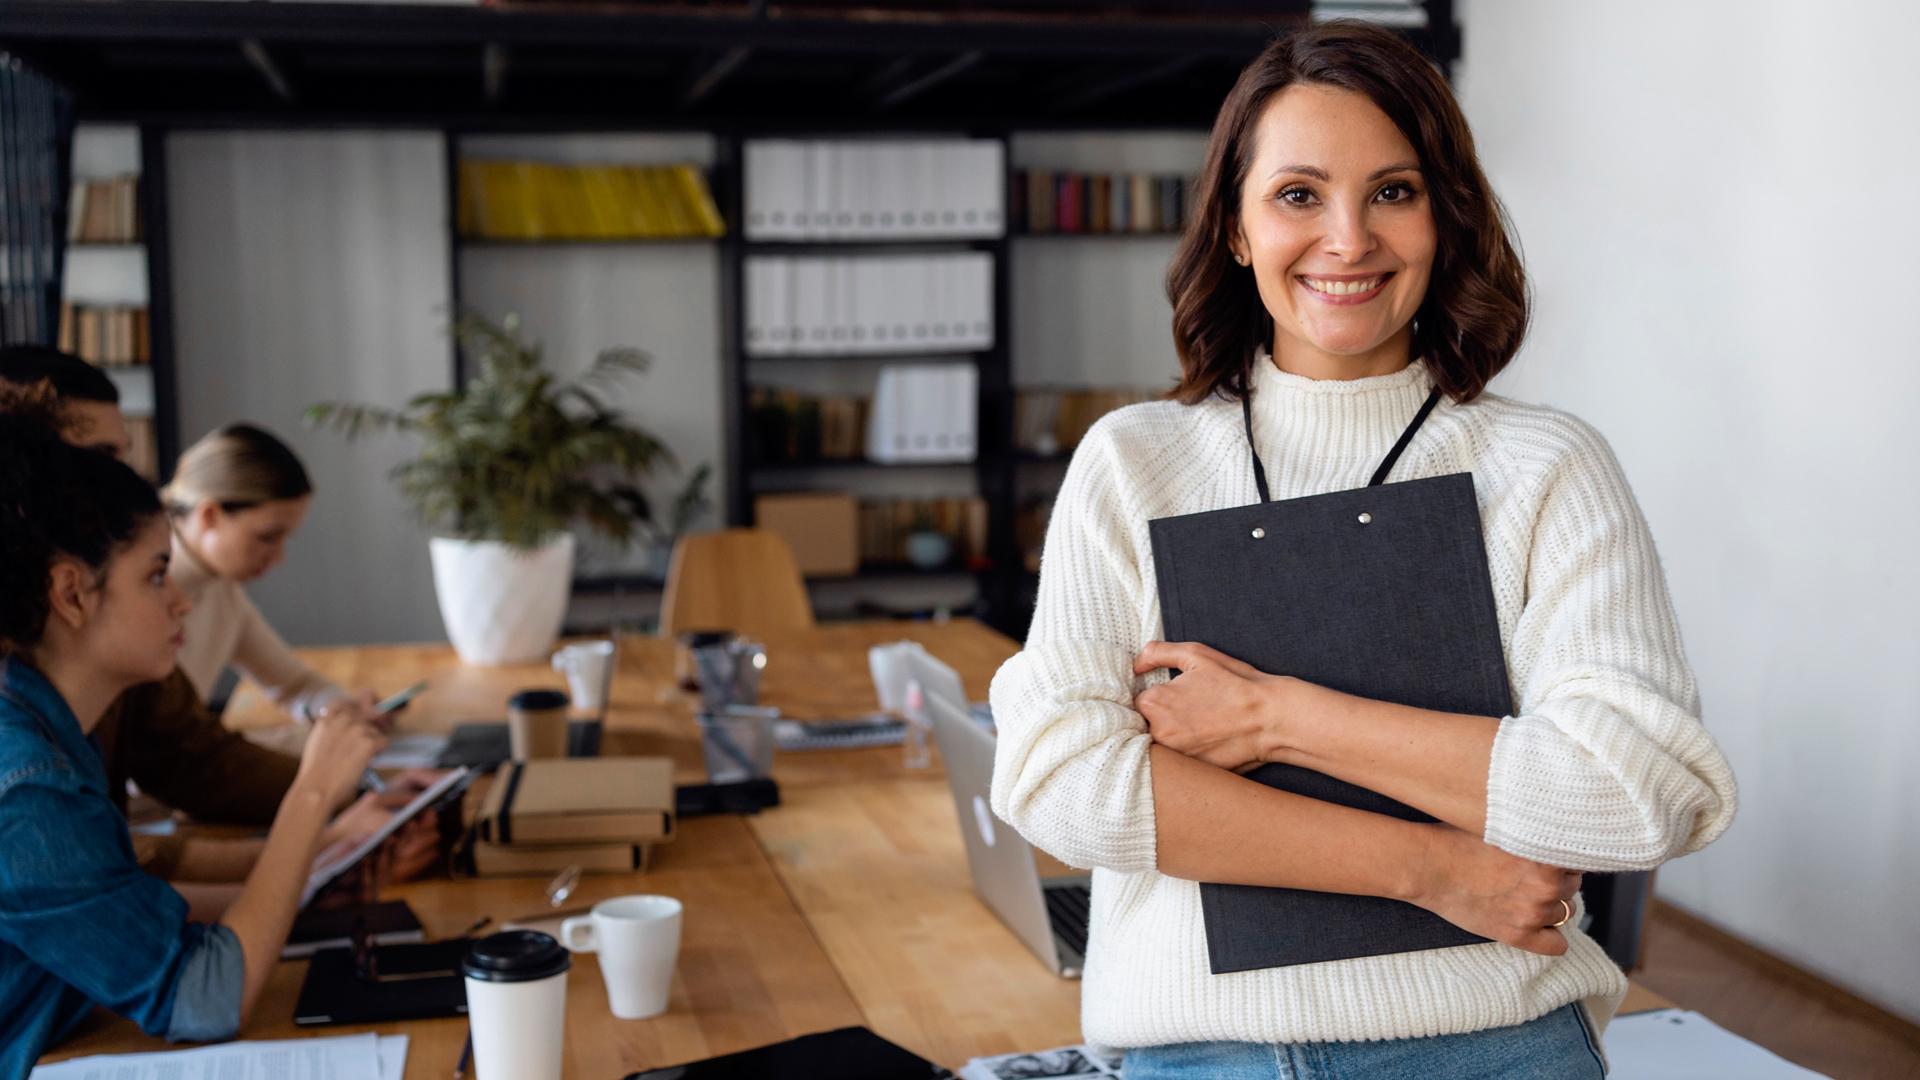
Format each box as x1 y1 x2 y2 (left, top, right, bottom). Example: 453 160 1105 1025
560 894 682 1020
552 640 616 714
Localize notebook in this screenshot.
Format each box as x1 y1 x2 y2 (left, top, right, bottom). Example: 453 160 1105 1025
292 941 470 1026
1149 471 1513 973
283 900 425 959
474 757 675 844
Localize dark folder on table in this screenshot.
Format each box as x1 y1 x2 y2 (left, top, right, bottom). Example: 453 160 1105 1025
1149 471 1513 974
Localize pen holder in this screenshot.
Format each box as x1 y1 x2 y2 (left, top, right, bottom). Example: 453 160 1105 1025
698 705 778 785
693 640 766 712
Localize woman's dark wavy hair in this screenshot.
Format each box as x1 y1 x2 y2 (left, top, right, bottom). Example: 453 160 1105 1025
0 415 164 656
1167 21 1528 404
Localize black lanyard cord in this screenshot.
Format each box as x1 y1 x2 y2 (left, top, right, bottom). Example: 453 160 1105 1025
1243 384 1444 503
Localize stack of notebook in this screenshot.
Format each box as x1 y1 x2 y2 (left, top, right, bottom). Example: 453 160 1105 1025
466 757 676 876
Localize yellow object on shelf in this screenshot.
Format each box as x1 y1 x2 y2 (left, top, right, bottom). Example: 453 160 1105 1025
458 160 727 241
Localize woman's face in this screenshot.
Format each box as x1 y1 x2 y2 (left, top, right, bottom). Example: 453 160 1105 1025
78 515 190 685
188 495 310 583
1232 83 1437 379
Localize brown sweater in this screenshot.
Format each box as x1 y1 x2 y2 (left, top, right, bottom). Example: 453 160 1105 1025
94 667 301 877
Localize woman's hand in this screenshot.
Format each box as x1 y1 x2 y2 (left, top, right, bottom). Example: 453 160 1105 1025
321 690 387 731
1411 823 1584 956
1133 641 1296 772
319 791 388 851
292 709 386 811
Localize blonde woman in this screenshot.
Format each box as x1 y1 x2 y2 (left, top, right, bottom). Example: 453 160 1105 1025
164 424 373 726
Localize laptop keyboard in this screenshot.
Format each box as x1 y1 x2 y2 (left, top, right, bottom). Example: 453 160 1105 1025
1044 883 1091 961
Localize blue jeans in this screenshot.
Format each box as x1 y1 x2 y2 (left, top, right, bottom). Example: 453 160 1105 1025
1124 1004 1605 1080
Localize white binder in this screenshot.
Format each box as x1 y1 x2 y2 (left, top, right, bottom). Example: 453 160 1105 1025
867 363 978 464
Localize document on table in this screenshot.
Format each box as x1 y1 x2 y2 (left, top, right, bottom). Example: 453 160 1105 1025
31 1032 409 1079
1607 1009 1829 1079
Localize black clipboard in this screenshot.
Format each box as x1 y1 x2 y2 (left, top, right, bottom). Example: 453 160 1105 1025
622 1027 951 1080
1146 389 1513 973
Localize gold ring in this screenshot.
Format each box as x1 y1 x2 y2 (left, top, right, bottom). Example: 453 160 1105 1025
1550 898 1573 928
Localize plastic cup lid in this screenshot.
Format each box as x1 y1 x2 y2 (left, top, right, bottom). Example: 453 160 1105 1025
508 689 569 711
461 930 572 983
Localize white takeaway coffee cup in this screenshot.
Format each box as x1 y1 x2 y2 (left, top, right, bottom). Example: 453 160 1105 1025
552 639 616 714
461 931 571 1080
560 894 682 1020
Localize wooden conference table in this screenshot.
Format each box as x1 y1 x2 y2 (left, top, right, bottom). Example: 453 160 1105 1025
41 619 1672 1077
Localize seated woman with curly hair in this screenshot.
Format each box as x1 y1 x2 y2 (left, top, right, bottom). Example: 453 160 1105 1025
0 417 385 1076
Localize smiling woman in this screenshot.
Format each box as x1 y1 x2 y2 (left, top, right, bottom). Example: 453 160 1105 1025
1168 26 1525 403
986 20 1736 1080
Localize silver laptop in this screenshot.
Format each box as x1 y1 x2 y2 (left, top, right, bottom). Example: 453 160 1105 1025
927 693 1092 979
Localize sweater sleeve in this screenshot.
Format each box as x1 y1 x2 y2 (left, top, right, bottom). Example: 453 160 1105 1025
229 588 346 722
123 668 300 829
1484 422 1738 871
989 425 1160 873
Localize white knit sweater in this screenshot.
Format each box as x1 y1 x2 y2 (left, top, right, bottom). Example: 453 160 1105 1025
988 357 1737 1048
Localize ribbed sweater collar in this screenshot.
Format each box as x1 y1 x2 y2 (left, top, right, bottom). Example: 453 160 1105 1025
1244 354 1436 492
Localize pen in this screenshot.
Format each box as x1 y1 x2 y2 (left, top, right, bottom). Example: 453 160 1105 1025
360 768 388 795
455 1032 472 1079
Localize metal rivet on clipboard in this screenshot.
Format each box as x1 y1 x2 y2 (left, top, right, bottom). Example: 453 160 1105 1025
1251 528 1266 539
1357 513 1372 525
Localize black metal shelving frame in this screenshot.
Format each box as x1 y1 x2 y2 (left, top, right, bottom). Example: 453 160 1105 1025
2 0 1460 635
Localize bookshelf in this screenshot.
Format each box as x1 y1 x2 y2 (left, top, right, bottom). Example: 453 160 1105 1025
60 123 177 481
19 0 1458 638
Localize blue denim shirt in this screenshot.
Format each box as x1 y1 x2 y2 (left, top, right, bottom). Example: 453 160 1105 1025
0 659 243 1079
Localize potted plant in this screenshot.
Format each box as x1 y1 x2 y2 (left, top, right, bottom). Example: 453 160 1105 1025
308 311 679 665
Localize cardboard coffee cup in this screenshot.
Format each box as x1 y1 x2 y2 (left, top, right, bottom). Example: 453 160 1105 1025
462 931 571 1080
508 688 570 760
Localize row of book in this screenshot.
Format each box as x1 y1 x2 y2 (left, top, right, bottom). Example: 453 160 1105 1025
1013 386 1162 456
858 497 990 568
457 160 726 241
745 253 994 357
57 302 151 366
1012 170 1193 235
67 175 141 243
745 139 1005 241
748 388 871 464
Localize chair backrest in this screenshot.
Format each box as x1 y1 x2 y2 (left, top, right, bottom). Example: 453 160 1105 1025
659 528 816 638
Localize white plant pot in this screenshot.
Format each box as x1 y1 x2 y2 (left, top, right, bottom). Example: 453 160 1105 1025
430 534 575 666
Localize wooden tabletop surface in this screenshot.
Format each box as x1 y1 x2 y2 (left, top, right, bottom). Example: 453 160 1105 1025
41 618 1672 1076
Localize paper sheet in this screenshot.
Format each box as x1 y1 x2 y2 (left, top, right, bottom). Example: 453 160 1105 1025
31 1031 409 1080
376 1035 409 1079
1606 1009 1830 1079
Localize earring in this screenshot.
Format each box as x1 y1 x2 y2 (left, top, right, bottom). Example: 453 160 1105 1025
1234 254 1247 266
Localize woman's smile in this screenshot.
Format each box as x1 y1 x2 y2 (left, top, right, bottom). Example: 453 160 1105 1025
1298 272 1393 304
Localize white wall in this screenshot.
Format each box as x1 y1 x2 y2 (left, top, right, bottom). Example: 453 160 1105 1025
1458 0 1920 1019
169 130 453 646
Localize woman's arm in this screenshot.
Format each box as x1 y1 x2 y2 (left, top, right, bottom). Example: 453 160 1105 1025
1135 422 1738 872
171 837 268 882
1134 640 1499 834
1151 746 1581 955
227 588 350 722
218 710 383 1025
175 883 244 922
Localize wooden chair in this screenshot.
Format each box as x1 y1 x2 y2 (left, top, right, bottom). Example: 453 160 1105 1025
659 528 816 638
